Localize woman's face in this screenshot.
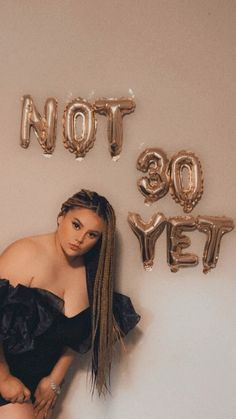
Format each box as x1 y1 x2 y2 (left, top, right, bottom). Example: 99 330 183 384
56 207 105 258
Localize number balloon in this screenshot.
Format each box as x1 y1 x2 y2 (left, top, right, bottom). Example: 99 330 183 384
136 148 170 205
169 150 203 212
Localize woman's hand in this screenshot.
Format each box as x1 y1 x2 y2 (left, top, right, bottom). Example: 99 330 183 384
33 376 58 418
0 373 31 403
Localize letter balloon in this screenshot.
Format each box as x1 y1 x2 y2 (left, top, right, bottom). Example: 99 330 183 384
94 97 135 160
127 212 166 271
197 215 234 273
63 98 97 159
20 95 58 155
167 216 199 272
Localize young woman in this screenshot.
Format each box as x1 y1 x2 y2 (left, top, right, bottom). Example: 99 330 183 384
0 189 140 419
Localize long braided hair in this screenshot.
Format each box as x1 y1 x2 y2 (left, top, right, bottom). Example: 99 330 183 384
58 189 123 397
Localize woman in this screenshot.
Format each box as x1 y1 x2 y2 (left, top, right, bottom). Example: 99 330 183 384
0 189 140 419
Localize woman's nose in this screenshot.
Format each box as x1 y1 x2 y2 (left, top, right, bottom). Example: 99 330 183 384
75 233 85 243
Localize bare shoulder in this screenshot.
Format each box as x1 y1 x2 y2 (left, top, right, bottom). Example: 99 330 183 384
0 235 52 286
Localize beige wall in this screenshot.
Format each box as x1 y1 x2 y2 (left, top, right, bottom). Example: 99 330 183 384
0 1 236 418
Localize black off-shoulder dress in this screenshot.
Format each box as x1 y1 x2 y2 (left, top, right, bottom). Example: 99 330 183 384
0 263 141 406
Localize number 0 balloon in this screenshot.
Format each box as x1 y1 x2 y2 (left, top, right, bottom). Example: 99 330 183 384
169 150 204 212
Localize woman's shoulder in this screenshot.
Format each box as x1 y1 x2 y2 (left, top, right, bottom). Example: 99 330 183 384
0 235 44 256
1 233 54 252
0 234 53 286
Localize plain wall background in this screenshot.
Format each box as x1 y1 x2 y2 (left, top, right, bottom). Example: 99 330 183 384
0 1 235 418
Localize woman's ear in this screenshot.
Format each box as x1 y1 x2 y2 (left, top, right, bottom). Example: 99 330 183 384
57 214 63 227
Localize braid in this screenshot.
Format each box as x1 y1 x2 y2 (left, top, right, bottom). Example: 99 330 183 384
59 189 124 397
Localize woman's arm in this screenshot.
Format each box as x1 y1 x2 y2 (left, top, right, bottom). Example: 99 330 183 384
33 347 77 416
0 343 31 403
49 346 77 385
0 238 39 286
0 241 38 404
0 343 10 380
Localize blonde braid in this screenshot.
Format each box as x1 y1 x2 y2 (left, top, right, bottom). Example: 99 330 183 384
90 202 118 396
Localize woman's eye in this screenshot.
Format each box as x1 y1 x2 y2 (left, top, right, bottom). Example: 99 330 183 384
89 232 98 239
72 221 80 230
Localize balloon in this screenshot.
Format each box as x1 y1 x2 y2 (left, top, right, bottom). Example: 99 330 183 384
167 216 199 272
127 212 166 271
136 148 170 205
197 215 235 273
20 95 58 155
169 150 203 213
63 98 97 159
94 97 135 160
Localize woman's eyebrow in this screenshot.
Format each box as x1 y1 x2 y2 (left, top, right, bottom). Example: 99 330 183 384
73 218 101 234
73 217 83 226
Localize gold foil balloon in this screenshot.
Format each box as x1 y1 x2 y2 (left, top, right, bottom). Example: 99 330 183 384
20 95 58 155
94 97 136 160
197 215 235 274
167 216 199 272
169 150 203 213
136 148 170 205
63 98 97 159
127 212 166 271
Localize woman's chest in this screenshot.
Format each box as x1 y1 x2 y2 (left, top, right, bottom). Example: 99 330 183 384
29 264 89 317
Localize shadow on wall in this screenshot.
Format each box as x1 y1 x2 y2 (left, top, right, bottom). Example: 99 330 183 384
52 351 91 418
109 325 143 396
52 328 143 418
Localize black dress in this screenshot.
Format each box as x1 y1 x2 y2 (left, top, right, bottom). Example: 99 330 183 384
0 264 141 406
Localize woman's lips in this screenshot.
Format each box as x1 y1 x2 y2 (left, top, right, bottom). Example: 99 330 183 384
69 243 81 251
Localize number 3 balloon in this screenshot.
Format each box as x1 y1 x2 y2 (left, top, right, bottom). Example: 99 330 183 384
136 148 170 205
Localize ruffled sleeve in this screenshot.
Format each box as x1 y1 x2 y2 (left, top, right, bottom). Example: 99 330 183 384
0 279 63 354
67 291 141 355
0 278 141 357
113 291 141 336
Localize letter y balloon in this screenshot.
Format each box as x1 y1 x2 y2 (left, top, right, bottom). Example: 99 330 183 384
127 212 166 271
